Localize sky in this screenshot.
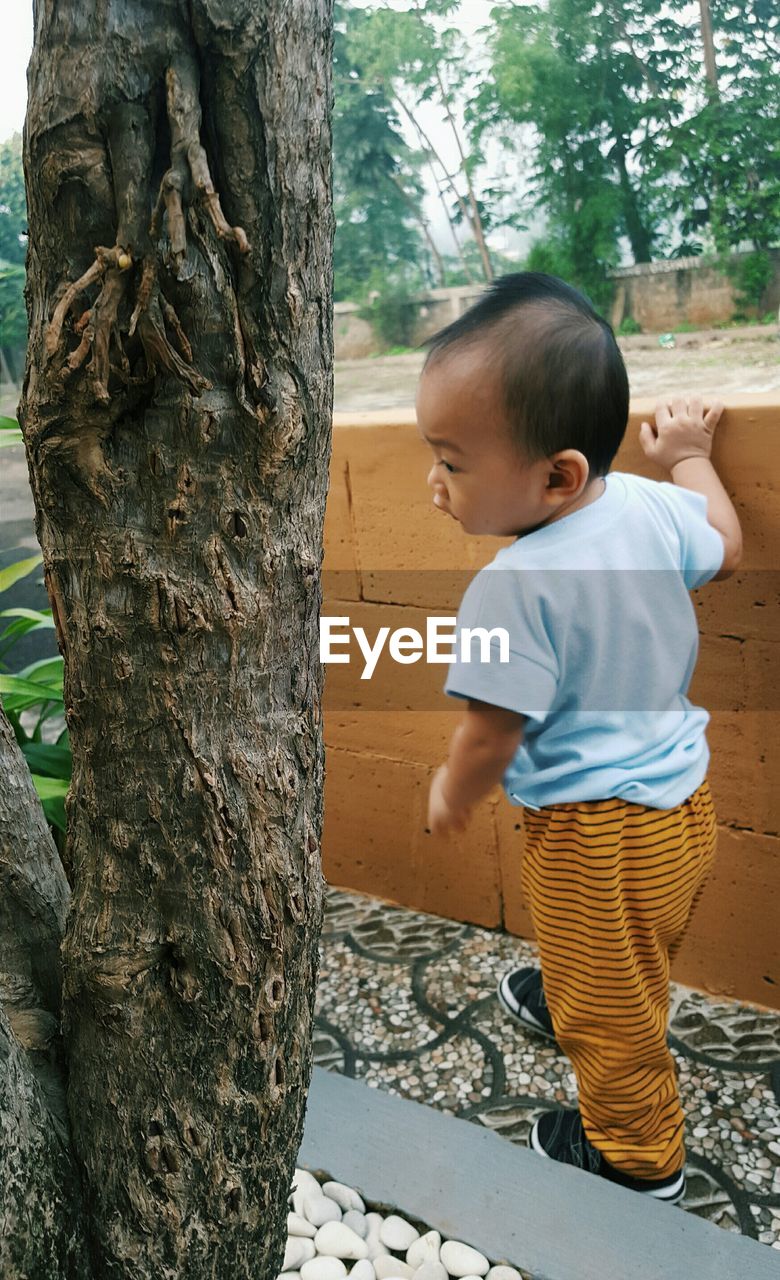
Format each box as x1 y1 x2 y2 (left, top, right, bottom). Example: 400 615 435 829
0 1 528 254
0 6 32 141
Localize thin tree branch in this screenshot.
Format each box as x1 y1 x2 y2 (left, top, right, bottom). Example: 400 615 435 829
387 171 447 285
431 63 493 281
389 88 476 282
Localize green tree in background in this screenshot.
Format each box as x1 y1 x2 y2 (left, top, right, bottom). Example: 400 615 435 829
333 2 432 301
479 0 778 297
331 0 780 313
0 134 27 266
651 0 780 255
0 264 26 349
0 134 28 354
345 0 500 283
476 0 691 301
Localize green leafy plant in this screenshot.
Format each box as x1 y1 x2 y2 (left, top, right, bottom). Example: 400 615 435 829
0 134 27 267
723 250 773 314
359 278 419 350
0 414 24 448
0 263 27 348
618 316 642 336
525 236 613 313
0 552 70 835
669 241 704 259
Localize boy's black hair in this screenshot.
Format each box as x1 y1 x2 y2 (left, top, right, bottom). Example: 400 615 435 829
423 273 629 477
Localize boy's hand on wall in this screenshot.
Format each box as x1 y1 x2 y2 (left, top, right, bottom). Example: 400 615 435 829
639 395 724 472
428 766 472 838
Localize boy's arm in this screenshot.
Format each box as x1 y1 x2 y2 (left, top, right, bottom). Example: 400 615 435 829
639 395 742 578
428 699 525 837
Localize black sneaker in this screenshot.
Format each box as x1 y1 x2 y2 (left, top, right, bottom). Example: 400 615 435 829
497 966 558 1043
530 1108 687 1205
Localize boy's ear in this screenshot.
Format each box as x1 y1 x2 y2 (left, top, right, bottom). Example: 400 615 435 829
546 450 590 496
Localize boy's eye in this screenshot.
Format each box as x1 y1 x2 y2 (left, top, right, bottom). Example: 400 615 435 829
440 460 457 474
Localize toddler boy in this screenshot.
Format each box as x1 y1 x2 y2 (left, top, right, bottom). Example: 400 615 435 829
418 273 742 1204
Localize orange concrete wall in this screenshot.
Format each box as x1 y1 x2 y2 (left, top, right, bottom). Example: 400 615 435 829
321 396 780 1008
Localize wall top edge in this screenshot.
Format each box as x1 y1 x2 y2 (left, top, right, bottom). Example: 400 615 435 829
610 255 720 277
334 408 418 428
609 248 780 279
333 393 780 431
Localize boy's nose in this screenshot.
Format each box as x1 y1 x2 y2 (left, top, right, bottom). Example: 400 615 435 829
428 469 448 511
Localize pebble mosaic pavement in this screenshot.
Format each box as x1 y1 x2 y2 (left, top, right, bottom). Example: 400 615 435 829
314 888 780 1252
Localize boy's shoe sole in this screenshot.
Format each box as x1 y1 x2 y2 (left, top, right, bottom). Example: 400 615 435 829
497 968 558 1043
529 1109 686 1205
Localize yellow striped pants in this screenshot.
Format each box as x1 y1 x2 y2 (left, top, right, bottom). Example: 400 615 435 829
522 781 717 1180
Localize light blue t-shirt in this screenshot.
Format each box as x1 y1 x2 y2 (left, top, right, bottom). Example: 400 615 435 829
444 472 725 810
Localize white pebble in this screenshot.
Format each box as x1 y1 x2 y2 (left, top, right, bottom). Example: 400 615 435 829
364 1214 385 1235
366 1239 390 1262
289 1213 317 1239
407 1231 441 1269
292 1170 324 1217
284 1238 316 1272
486 1269 522 1280
350 1263 376 1280
440 1242 489 1278
343 1210 369 1239
413 1265 448 1280
293 1170 322 1199
278 1273 300 1280
315 1223 369 1262
374 1258 413 1280
304 1195 343 1228
323 1180 366 1213
301 1259 348 1280
380 1216 419 1252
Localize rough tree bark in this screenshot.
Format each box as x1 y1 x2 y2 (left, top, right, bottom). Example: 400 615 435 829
0 708 88 1276
11 0 334 1275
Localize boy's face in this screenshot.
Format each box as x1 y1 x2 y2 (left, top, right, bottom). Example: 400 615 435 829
415 344 553 537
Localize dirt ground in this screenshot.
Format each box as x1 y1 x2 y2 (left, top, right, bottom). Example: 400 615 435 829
335 324 780 413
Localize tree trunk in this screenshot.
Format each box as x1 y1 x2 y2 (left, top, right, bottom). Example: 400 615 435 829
612 134 654 264
698 0 720 97
0 708 88 1277
16 1 333 1275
